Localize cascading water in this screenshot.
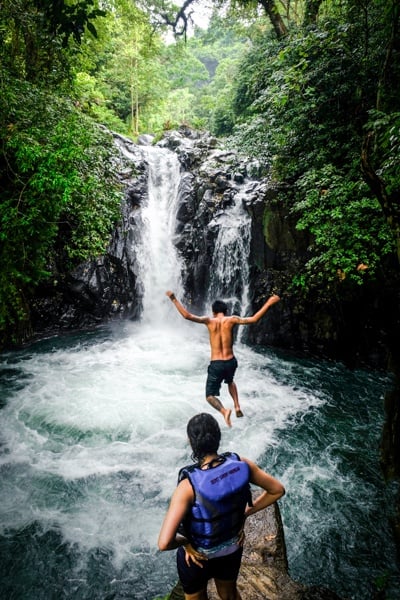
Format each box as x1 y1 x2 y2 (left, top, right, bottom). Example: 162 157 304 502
206 188 251 314
139 147 184 322
0 146 399 600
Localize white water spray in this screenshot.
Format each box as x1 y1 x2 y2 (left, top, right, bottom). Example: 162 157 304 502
139 147 184 323
206 183 253 345
0 146 395 599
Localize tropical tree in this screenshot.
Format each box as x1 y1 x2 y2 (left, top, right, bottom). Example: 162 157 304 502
0 0 106 86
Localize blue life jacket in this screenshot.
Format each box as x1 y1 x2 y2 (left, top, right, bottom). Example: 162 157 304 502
178 452 252 550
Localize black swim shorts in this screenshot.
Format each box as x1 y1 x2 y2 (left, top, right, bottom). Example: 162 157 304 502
176 546 243 595
205 356 238 397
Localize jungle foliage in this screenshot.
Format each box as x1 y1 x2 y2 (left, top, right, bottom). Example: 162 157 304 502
0 76 122 344
225 1 400 290
0 0 399 347
0 0 122 345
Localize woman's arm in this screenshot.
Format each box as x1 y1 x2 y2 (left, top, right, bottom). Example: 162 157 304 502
158 479 193 551
241 457 285 517
158 478 208 567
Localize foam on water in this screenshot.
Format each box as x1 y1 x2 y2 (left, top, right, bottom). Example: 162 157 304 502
0 320 324 583
0 144 398 599
1 327 397 599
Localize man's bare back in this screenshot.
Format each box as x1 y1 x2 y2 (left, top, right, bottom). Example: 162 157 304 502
206 315 237 361
166 291 280 427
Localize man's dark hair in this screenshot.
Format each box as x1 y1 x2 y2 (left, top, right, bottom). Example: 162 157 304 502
187 413 221 462
212 300 228 315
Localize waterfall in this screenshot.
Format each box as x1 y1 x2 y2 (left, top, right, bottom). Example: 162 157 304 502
137 146 184 324
206 184 253 347
0 145 398 600
117 138 253 325
113 138 184 323
207 189 252 316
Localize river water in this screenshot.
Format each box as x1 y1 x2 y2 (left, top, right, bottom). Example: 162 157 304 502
0 147 399 600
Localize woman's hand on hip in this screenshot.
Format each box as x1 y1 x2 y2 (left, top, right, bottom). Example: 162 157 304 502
183 543 208 567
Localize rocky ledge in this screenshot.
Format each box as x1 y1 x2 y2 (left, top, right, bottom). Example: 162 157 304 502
168 502 342 600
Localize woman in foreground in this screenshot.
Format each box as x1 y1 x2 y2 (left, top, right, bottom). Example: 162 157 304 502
158 413 285 600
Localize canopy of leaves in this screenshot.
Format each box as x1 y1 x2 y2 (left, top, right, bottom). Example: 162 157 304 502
71 6 252 135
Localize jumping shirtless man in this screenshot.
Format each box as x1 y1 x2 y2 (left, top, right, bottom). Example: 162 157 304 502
166 291 280 427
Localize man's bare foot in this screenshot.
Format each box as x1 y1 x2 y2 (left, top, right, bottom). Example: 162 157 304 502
236 409 244 418
222 408 232 427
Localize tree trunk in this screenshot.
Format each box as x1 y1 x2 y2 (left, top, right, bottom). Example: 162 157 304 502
259 0 288 38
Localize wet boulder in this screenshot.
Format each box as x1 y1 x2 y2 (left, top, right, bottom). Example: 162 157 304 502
168 502 342 600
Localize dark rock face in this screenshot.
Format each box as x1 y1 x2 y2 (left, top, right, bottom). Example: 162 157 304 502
157 129 284 319
30 126 399 370
158 128 400 370
30 134 148 335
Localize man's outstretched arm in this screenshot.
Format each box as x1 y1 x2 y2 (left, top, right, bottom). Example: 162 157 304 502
166 291 209 324
235 293 280 325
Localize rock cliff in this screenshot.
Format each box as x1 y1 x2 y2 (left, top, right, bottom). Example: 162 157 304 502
168 501 342 600
30 126 398 372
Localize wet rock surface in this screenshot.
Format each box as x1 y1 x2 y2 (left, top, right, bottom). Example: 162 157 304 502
168 502 342 600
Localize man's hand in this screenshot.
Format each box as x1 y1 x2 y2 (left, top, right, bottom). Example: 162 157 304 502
268 293 280 304
166 291 176 301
